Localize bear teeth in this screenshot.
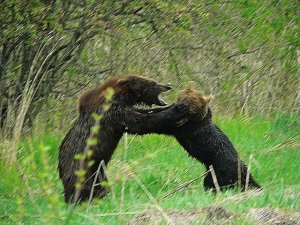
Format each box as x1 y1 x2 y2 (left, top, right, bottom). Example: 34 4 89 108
157 97 167 106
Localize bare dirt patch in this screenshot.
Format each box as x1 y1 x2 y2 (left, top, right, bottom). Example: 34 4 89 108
128 206 235 225
128 206 300 225
247 207 300 225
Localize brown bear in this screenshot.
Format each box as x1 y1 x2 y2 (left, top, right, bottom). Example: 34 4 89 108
141 83 261 191
58 76 187 203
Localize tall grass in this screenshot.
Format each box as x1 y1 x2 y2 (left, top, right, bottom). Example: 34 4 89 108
0 114 299 224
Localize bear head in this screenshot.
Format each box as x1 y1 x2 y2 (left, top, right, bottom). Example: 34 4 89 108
79 76 172 113
115 76 172 107
177 82 213 119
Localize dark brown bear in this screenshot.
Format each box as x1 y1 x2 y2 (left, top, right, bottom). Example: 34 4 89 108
58 76 187 203
143 83 261 191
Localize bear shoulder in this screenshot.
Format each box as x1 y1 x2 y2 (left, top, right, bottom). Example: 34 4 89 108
78 78 119 113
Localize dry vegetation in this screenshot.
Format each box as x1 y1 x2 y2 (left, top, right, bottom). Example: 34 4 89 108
0 1 299 224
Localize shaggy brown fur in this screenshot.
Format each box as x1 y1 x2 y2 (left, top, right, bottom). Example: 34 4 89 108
142 83 261 191
177 83 213 123
58 76 187 203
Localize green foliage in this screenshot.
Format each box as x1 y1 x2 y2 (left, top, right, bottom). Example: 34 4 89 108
0 115 299 224
1 0 299 222
2 1 299 141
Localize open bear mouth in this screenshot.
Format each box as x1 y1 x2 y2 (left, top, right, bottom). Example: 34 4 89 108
134 83 172 109
157 96 168 106
155 83 172 106
133 95 168 109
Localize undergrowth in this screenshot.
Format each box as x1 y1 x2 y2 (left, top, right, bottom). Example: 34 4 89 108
0 114 299 224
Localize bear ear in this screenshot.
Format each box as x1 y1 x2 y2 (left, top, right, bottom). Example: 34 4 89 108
117 77 128 84
187 81 196 90
202 94 214 104
117 77 133 87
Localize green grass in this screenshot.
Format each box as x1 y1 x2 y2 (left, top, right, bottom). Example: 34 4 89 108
0 114 299 224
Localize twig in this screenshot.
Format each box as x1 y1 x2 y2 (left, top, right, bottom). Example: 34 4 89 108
245 155 253 192
0 214 56 219
219 189 263 204
226 45 264 59
65 114 103 225
209 165 220 193
119 132 129 221
156 171 172 198
266 135 300 153
73 119 101 203
88 160 104 205
101 159 116 203
131 172 174 224
162 171 209 199
80 210 148 217
184 164 195 175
